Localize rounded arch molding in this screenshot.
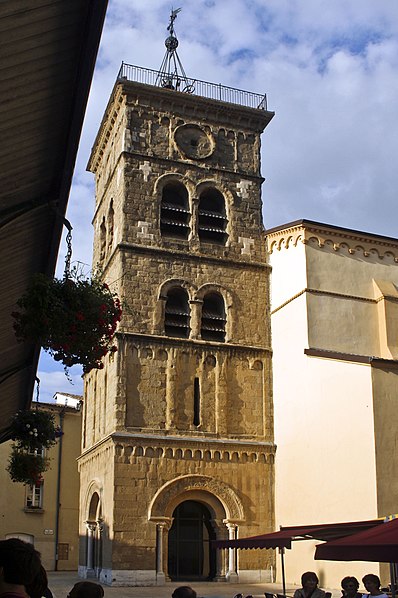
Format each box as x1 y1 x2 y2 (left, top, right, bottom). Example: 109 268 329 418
157 278 197 301
195 283 233 308
84 479 103 521
195 179 234 208
148 474 244 522
153 172 196 198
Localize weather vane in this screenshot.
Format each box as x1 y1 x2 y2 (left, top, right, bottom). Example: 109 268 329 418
156 7 195 93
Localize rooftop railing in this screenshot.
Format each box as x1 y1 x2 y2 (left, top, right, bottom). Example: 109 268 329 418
117 62 268 111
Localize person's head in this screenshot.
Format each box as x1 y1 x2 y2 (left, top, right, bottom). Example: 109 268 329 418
0 538 41 587
26 565 49 598
68 581 104 598
301 571 319 591
172 586 197 598
342 576 359 596
362 574 381 594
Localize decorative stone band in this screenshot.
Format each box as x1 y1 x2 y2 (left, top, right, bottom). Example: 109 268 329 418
266 220 398 261
118 241 270 270
77 433 276 465
116 330 272 357
112 434 276 466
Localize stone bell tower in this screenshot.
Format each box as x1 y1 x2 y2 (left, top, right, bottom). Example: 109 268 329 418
78 11 275 587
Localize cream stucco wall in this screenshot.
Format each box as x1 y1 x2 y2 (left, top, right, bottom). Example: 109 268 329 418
0 402 81 571
268 222 398 589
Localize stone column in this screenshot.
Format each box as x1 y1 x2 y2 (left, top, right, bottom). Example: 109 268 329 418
212 520 226 581
215 354 228 435
189 299 203 340
190 196 200 250
156 522 166 585
226 523 238 582
166 348 178 429
96 518 104 574
85 521 97 577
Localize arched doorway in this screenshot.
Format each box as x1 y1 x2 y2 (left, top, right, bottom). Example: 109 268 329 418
86 492 103 577
168 500 216 581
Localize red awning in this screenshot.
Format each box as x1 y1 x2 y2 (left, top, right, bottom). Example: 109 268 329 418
315 517 398 563
213 519 383 550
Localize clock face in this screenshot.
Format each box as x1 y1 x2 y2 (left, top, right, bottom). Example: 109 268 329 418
174 124 214 159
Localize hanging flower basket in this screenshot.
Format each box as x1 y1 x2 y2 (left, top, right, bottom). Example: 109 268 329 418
10 409 59 450
7 446 49 486
12 272 122 373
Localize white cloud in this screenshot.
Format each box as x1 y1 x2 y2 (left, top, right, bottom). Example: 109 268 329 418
37 0 398 397
36 367 83 405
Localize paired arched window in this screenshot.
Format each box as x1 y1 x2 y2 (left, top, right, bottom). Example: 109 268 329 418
200 292 226 342
160 182 190 239
198 188 228 244
164 288 226 342
160 181 228 245
164 288 190 338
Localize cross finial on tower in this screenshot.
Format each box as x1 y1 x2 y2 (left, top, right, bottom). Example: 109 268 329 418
156 7 195 94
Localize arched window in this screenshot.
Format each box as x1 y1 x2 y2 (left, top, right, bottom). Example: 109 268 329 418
165 288 190 338
100 217 106 262
198 188 228 244
201 292 226 342
160 182 190 239
107 200 114 253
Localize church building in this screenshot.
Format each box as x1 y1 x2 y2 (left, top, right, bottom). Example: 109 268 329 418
77 13 276 586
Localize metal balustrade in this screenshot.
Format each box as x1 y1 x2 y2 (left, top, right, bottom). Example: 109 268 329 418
117 62 268 110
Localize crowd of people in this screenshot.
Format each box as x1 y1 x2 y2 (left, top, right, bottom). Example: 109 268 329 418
293 571 390 598
0 540 391 598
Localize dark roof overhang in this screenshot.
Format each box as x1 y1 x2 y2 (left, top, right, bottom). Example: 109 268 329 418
0 0 108 442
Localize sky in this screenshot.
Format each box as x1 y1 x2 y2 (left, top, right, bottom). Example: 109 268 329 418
37 0 398 402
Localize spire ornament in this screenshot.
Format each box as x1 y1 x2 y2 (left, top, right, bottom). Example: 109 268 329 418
156 8 195 93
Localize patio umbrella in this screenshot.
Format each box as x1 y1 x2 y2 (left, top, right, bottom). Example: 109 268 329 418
213 519 382 595
315 518 398 598
315 517 398 562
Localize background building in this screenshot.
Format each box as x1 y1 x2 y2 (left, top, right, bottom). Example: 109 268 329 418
268 219 398 587
77 61 276 586
0 394 82 571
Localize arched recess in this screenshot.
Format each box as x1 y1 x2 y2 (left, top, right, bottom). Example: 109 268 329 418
148 475 244 582
155 173 195 241
83 482 104 577
195 284 233 342
200 292 226 342
164 287 190 338
88 492 101 521
99 217 106 262
195 180 232 245
154 279 197 336
107 199 114 254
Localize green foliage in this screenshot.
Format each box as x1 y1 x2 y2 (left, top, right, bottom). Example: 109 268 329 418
10 409 58 450
12 272 122 373
7 446 49 486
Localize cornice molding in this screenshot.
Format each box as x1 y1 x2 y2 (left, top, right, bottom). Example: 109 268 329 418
78 432 276 467
267 222 398 262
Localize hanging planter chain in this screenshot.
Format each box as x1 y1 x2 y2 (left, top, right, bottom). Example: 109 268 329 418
12 217 122 375
63 218 73 281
